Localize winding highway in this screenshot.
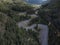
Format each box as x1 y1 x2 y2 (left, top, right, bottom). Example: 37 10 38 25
17 14 49 45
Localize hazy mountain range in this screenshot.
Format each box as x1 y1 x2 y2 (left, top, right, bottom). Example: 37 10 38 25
25 0 48 4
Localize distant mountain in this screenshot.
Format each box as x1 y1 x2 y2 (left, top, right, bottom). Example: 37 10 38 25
25 0 48 4
0 0 23 3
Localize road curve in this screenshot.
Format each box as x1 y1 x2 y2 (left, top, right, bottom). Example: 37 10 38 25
17 14 49 45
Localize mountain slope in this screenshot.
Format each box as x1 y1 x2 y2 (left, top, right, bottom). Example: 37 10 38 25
0 1 40 45
38 0 60 45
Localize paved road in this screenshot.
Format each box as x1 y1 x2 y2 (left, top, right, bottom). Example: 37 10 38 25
17 14 49 45
38 24 49 45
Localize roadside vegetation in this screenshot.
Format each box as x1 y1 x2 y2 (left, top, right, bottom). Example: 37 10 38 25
0 0 40 45
0 0 60 45
37 0 60 45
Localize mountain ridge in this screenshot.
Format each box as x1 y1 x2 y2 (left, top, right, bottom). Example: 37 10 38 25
25 0 48 4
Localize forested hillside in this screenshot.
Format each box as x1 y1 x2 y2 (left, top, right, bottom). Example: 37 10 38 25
0 0 40 45
0 0 60 45
37 0 60 45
